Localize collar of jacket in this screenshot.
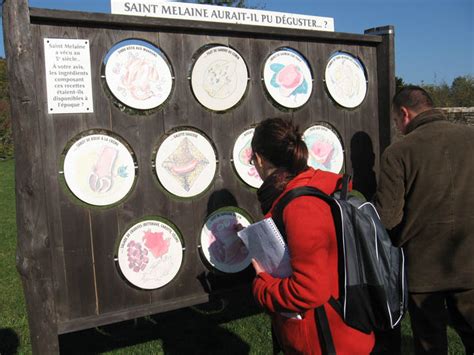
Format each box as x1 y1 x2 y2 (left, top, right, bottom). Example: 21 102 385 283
405 109 447 134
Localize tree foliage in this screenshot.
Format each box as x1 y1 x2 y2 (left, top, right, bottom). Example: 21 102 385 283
396 75 474 108
450 75 474 107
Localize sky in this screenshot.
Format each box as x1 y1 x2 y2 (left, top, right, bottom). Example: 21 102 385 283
1 0 472 85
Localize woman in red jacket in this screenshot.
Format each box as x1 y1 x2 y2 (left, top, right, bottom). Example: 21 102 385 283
250 118 374 354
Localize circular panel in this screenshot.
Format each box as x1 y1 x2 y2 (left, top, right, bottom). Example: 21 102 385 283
325 52 367 108
117 219 183 290
191 46 248 111
200 208 252 273
263 48 313 109
303 124 344 174
63 133 136 206
155 129 217 198
104 40 173 110
232 128 263 189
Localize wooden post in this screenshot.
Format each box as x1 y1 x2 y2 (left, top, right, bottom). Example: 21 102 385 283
364 25 395 153
2 0 59 353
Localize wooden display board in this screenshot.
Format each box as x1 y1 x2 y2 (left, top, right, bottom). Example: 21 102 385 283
3 1 394 353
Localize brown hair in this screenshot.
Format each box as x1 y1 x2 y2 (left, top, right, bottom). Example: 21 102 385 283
392 85 434 112
251 118 308 173
251 118 308 213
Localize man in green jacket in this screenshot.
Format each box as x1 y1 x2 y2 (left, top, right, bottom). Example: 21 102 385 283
375 86 474 354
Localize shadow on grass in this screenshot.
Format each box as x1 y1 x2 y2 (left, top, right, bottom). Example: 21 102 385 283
401 334 414 355
59 291 260 354
0 328 20 355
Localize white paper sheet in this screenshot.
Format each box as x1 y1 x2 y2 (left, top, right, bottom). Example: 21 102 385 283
237 217 292 278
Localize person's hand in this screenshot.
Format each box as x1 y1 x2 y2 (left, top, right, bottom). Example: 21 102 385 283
251 258 264 275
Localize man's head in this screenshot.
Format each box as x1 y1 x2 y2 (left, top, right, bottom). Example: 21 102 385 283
392 86 434 134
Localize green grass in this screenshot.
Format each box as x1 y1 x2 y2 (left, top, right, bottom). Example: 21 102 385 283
0 159 465 354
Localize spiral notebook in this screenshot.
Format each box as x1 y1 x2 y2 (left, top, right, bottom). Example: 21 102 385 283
237 217 292 278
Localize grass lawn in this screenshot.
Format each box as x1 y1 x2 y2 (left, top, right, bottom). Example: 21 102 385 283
0 159 465 354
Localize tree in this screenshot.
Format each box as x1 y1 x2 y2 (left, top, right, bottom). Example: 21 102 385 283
422 82 452 107
420 75 474 107
450 75 474 107
395 76 405 92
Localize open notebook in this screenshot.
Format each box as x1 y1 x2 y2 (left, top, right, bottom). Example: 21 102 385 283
237 217 292 278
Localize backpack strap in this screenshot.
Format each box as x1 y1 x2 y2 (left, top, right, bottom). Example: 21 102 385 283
340 174 351 201
271 185 346 311
315 306 336 355
272 186 333 243
271 183 350 354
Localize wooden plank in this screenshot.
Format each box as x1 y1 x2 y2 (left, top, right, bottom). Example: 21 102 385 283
3 0 59 353
364 26 395 156
308 40 348 173
305 40 326 128
347 44 379 200
206 34 257 291
92 27 153 314
289 38 313 132
137 28 195 304
32 21 92 324
57 292 211 334
29 8 383 45
228 34 262 220
39 22 99 322
29 22 68 326
73 25 117 318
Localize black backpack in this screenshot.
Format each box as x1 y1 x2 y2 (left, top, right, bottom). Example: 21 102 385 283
272 175 408 354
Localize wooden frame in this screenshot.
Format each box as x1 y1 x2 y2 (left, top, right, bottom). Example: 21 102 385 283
3 1 394 353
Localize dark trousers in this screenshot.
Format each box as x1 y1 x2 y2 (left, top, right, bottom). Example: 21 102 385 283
371 326 401 354
409 289 474 355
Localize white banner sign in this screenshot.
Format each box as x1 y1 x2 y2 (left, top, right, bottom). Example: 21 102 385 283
111 1 334 32
44 38 94 114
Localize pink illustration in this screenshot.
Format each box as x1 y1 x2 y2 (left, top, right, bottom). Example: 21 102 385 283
277 64 303 89
171 159 199 175
121 56 160 101
208 220 248 265
240 146 253 165
238 143 261 179
162 137 210 192
127 240 149 272
89 146 118 193
143 229 170 259
310 141 335 165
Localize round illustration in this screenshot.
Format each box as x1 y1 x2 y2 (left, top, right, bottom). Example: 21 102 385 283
232 128 263 189
303 124 344 174
191 46 248 111
63 133 136 206
155 129 217 198
263 48 313 109
200 209 252 273
325 52 367 108
104 39 173 110
117 219 183 290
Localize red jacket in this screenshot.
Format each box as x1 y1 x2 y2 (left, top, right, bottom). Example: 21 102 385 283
253 168 375 354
